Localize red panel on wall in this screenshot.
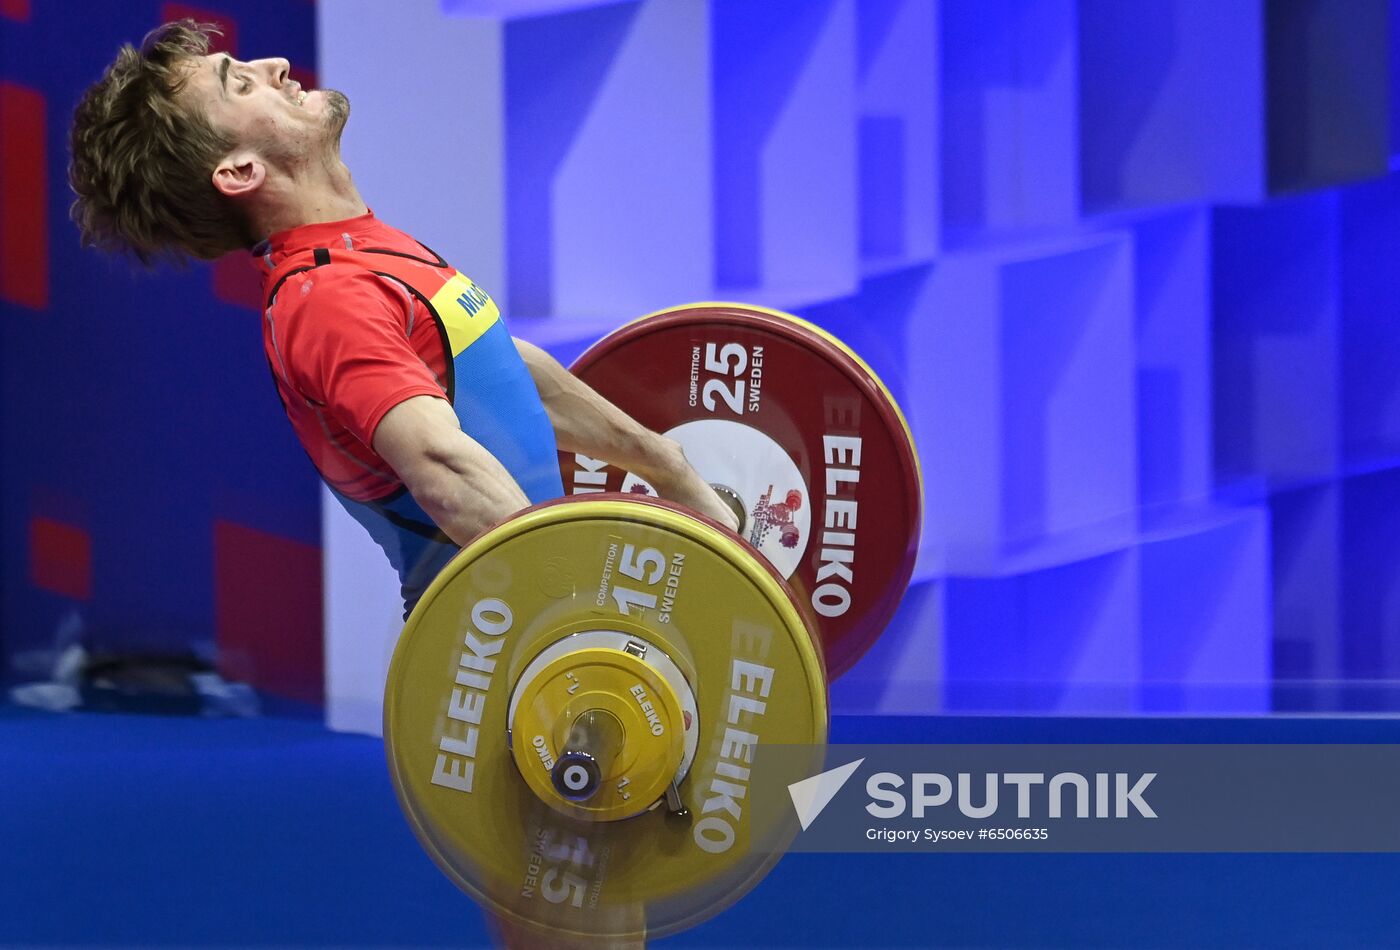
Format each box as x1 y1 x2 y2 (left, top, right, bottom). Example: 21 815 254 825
212 251 264 309
0 82 48 310
0 0 31 23
30 518 93 601
290 64 317 91
160 3 238 53
213 520 323 705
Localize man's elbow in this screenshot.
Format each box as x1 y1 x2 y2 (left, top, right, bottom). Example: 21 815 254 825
403 439 528 518
396 456 459 524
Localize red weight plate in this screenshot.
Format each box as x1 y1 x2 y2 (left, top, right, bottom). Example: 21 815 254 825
560 303 922 678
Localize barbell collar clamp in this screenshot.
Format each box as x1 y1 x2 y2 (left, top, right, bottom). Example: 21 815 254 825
664 780 688 818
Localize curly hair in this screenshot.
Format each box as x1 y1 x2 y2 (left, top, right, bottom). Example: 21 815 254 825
69 20 253 265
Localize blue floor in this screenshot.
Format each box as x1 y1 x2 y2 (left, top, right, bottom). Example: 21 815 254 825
3 708 1400 947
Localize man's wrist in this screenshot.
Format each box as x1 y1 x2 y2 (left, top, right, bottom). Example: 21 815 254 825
629 432 687 489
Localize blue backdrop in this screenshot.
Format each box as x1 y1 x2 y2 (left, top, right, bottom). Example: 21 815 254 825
2 0 1399 716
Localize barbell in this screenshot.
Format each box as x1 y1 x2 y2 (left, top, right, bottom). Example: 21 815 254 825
383 303 922 942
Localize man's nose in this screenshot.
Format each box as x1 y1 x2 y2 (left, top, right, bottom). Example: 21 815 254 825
261 58 291 86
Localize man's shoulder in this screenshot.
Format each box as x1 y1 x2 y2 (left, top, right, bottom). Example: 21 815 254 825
271 262 409 314
264 265 415 357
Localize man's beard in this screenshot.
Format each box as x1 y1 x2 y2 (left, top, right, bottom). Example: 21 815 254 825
259 90 353 172
324 89 350 138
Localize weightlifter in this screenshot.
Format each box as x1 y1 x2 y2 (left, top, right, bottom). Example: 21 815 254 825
69 20 739 620
69 19 738 947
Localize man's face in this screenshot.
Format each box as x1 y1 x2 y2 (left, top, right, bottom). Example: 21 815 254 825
182 52 348 171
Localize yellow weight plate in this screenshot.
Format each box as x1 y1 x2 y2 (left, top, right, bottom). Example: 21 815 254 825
384 496 828 943
509 644 685 822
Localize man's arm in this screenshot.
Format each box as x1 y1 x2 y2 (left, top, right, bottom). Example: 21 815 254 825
513 337 741 532
372 394 531 547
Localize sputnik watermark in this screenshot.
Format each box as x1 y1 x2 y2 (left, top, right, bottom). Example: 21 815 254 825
752 744 1400 853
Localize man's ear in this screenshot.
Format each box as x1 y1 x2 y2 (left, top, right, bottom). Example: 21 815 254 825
212 153 266 199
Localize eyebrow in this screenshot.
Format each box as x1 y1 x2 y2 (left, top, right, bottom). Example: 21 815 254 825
218 55 230 98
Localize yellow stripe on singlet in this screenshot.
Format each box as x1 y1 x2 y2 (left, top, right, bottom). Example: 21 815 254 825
429 272 501 356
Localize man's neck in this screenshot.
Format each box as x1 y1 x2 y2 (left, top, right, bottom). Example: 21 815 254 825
251 157 369 240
